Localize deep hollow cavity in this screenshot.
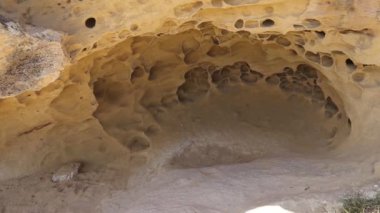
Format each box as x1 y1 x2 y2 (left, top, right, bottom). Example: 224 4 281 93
90 26 351 170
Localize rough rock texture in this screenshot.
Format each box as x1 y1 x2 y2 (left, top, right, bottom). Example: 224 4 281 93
51 162 81 183
0 16 65 97
0 0 380 212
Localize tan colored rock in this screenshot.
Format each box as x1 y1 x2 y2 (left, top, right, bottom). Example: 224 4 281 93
0 0 380 212
0 16 66 98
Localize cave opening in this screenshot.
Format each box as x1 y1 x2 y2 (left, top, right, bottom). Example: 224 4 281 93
90 25 351 169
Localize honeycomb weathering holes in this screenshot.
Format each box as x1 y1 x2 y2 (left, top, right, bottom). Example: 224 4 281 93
91 29 351 166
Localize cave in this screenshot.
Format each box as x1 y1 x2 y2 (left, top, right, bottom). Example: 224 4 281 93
92 27 351 168
0 0 380 212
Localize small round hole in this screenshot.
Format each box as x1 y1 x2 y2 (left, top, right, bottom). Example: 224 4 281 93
262 19 275 27
302 19 321 28
345 58 356 70
85 17 96 28
130 24 139 31
315 31 325 39
352 72 365 82
293 24 305 30
321 55 333 67
234 19 244 29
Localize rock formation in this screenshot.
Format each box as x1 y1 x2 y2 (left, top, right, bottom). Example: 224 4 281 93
0 0 380 212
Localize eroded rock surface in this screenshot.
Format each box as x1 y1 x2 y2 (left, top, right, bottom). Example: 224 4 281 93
0 16 65 98
0 0 380 212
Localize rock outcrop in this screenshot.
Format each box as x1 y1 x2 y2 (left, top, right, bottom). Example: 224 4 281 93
1 0 380 212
